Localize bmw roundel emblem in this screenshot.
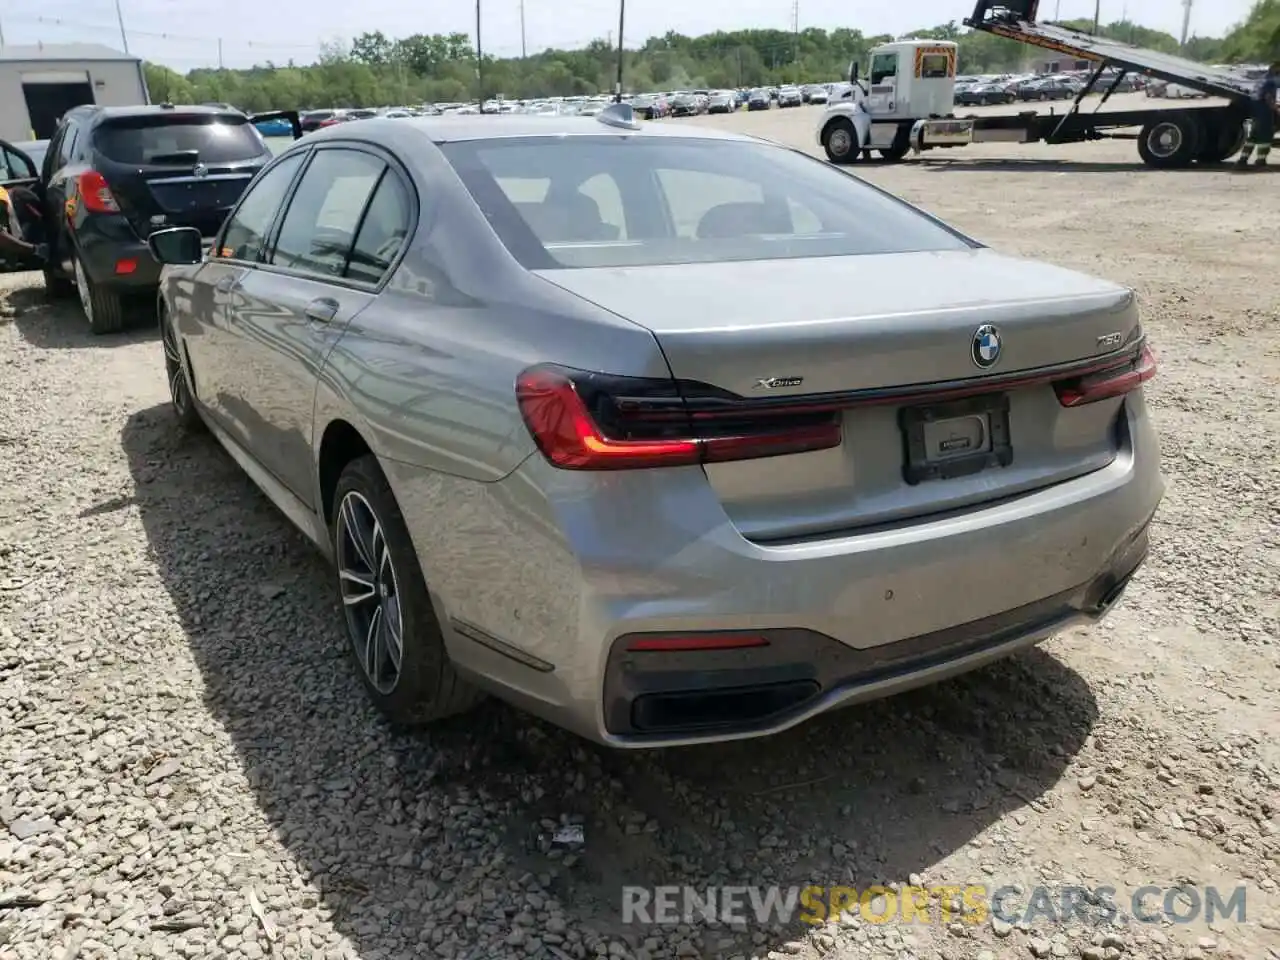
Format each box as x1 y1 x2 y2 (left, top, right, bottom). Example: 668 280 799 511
971 324 1002 369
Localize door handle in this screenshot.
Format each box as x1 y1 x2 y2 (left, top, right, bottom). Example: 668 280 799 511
304 297 339 324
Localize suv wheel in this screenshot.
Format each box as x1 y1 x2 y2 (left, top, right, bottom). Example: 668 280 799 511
74 255 125 335
332 455 483 726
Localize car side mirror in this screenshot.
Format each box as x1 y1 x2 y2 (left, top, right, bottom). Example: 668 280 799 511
849 60 860 84
148 226 203 265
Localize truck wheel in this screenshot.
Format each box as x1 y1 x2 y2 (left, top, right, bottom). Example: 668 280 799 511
1195 119 1246 164
822 118 861 164
879 126 912 162
1137 114 1202 169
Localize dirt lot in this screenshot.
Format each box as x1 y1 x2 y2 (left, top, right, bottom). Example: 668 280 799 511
1 104 1279 960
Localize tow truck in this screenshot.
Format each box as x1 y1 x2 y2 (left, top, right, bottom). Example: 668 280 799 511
816 0 1265 169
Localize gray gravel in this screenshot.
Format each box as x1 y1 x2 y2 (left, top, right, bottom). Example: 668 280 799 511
1 124 1278 960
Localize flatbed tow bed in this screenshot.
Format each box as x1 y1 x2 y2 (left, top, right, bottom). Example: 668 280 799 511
938 0 1260 166
816 0 1266 168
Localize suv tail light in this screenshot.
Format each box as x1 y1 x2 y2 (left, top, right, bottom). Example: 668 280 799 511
1054 343 1157 407
76 171 120 214
515 364 842 471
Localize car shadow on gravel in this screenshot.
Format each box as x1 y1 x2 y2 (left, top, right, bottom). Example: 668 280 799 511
121 402 1100 960
917 158 1249 174
0 275 157 349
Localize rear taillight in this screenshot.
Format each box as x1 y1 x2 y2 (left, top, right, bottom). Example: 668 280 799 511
1054 344 1157 407
514 364 842 471
76 171 120 214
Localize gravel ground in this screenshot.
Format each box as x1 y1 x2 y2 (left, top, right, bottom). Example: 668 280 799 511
2 105 1279 960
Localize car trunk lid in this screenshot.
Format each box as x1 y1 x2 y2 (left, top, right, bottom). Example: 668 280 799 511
92 113 269 238
534 249 1144 541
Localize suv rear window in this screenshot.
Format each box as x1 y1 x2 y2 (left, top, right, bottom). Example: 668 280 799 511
93 116 267 165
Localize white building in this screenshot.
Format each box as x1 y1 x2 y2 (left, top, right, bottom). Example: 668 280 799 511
0 43 149 143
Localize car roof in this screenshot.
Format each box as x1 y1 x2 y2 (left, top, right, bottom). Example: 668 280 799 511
68 104 247 124
303 114 759 145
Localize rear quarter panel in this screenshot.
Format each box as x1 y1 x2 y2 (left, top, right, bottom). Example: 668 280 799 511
311 131 674 486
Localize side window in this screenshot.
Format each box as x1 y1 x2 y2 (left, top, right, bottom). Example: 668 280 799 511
655 167 822 240
869 54 899 86
57 124 79 166
217 152 305 260
270 149 384 278
577 173 626 239
655 169 762 238
0 145 36 181
345 172 412 285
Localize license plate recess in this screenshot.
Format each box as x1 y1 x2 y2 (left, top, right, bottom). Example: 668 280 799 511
899 393 1013 485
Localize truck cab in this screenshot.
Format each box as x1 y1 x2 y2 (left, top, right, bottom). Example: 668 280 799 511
863 40 959 121
816 39 959 162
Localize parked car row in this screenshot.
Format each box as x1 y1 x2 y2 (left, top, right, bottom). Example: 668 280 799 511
954 69 1144 108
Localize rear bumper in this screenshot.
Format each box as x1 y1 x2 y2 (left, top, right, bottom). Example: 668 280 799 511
74 219 162 290
401 396 1164 748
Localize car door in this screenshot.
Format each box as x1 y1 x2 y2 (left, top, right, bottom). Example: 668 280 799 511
0 141 40 269
183 149 309 429
216 144 410 506
0 140 39 188
41 119 82 276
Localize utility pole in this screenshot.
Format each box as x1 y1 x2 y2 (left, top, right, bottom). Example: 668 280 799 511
0 14 6 47
475 0 483 109
519 0 527 58
1092 0 1100 35
113 0 130 53
1179 0 1193 48
218 38 224 69
614 0 625 102
791 0 799 85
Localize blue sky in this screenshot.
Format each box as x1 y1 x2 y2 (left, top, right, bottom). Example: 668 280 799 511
0 0 1258 71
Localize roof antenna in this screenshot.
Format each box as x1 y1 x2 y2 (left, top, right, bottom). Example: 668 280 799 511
596 101 641 130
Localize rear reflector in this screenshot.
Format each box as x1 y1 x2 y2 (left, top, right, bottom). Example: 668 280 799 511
1054 344 1157 407
625 634 770 652
515 365 841 471
114 258 137 275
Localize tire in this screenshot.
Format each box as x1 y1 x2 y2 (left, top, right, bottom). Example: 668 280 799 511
1195 119 1246 164
1137 113 1203 168
822 117 860 164
331 454 483 726
73 253 125 334
160 303 204 433
43 267 75 300
879 127 911 162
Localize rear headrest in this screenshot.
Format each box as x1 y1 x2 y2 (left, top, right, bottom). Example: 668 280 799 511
695 201 792 239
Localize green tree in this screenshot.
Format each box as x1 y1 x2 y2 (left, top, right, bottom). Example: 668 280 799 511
140 14 1255 112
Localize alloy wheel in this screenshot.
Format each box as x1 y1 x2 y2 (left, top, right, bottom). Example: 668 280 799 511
161 315 190 416
74 259 93 325
336 491 404 694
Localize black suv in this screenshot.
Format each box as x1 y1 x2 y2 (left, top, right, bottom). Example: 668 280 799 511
0 103 297 333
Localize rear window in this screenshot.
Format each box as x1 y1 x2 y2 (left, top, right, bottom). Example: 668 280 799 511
93 116 267 165
440 136 974 269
